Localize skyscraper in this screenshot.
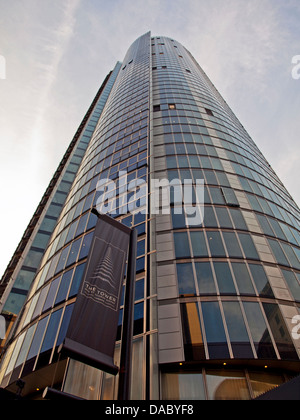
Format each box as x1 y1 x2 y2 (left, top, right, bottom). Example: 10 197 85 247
0 32 299 400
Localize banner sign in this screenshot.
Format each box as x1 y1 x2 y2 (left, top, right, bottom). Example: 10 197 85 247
61 213 131 375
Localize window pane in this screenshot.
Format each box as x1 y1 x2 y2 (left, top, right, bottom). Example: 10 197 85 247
281 243 300 269
55 246 70 274
209 187 225 205
69 263 86 298
232 263 255 295
134 302 144 335
243 302 277 359
229 208 247 230
130 339 144 400
248 264 274 298
136 257 145 273
215 207 233 228
135 279 144 301
257 214 274 236
263 303 298 360
15 324 36 368
204 206 218 227
66 238 82 266
222 302 252 358
55 269 73 305
56 304 74 347
137 240 145 257
206 370 250 400
213 262 236 294
27 316 49 361
171 207 186 228
162 373 206 400
281 269 300 301
63 359 102 400
207 231 226 257
238 233 259 260
201 302 229 359
42 276 61 312
195 262 216 294
190 231 208 257
174 232 191 258
248 372 285 399
40 309 63 353
181 303 205 360
268 239 289 266
176 263 196 296
79 231 94 260
221 187 239 207
223 232 243 258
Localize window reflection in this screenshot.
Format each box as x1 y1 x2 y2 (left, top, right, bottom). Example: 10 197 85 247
201 301 229 359
181 303 205 360
162 372 205 400
206 370 250 400
243 302 277 359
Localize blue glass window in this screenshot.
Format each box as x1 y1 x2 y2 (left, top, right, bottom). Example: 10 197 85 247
55 245 70 274
281 269 300 301
69 263 86 298
27 316 49 361
195 262 216 294
135 279 144 301
207 231 226 257
40 309 63 353
268 239 289 266
263 303 298 360
249 264 274 297
79 231 94 260
136 257 145 273
66 238 82 267
223 232 243 258
201 302 229 359
222 302 252 358
56 304 74 347
213 262 236 294
137 240 145 257
42 276 60 312
243 302 276 359
229 208 247 230
174 232 191 258
171 208 186 228
190 231 208 257
134 302 144 335
176 263 196 296
55 269 73 305
238 233 259 260
204 207 218 227
232 263 255 295
215 207 233 228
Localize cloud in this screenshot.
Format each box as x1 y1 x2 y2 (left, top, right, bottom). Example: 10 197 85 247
28 0 82 174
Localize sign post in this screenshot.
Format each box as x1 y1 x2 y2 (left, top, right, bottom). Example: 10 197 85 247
118 227 137 400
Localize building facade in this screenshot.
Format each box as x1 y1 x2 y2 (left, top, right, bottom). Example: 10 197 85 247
0 32 299 400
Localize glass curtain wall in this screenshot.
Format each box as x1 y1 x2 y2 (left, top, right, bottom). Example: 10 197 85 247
0 32 299 400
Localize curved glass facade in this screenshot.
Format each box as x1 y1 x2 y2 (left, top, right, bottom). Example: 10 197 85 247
0 32 299 400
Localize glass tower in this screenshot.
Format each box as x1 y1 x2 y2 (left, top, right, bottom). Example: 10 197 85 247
0 32 299 400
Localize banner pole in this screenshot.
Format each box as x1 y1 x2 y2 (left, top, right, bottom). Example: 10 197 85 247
118 227 137 400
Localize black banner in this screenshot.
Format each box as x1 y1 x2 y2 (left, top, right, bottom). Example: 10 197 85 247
61 213 131 375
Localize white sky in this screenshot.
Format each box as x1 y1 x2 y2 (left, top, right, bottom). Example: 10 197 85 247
0 0 299 278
